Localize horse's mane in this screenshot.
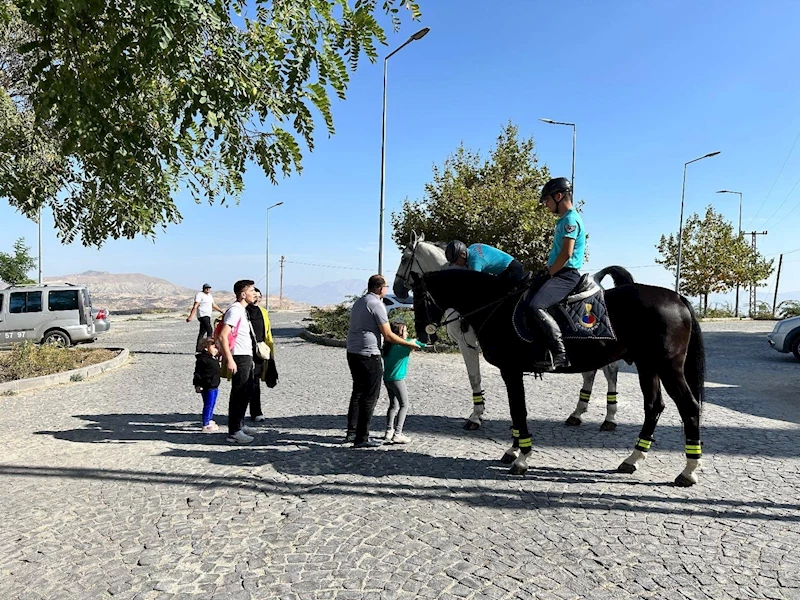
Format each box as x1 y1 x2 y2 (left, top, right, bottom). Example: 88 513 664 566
424 268 516 302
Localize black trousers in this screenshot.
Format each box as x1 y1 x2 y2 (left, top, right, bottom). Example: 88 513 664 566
346 353 384 443
228 355 254 435
249 359 264 418
498 259 527 286
197 316 213 350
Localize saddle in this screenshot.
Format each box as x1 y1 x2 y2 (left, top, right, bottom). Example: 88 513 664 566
512 274 616 345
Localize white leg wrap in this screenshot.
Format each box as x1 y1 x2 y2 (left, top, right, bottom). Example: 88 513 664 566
680 459 701 484
468 403 485 423
570 399 589 420
504 446 520 459
512 452 529 471
623 449 647 469
605 402 618 423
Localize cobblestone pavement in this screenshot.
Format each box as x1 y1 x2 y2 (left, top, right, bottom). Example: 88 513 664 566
1 314 798 599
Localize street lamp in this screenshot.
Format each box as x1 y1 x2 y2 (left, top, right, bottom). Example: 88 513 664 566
716 189 743 316
675 151 721 293
37 206 42 284
378 26 430 275
539 118 576 196
266 201 284 311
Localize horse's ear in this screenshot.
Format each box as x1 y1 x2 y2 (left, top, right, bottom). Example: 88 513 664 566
410 231 417 246
419 232 425 242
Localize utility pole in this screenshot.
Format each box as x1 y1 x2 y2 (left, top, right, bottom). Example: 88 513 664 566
37 207 42 284
773 254 783 317
742 231 767 317
279 255 285 310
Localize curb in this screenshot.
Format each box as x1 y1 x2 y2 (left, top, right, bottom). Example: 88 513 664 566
0 348 130 395
299 329 347 348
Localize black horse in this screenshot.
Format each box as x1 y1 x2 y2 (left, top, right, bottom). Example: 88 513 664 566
417 267 705 487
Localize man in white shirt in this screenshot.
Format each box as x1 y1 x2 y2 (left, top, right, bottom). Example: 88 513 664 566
217 279 259 444
186 283 222 350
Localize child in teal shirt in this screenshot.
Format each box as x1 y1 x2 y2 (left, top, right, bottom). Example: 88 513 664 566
383 321 426 444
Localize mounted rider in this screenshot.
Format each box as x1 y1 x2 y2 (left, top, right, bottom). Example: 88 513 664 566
444 240 528 288
530 177 586 372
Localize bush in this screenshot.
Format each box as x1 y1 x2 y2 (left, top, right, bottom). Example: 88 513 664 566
777 300 800 319
703 303 735 318
0 343 116 382
752 301 775 321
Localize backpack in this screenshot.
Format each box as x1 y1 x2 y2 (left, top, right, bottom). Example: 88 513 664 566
213 310 242 351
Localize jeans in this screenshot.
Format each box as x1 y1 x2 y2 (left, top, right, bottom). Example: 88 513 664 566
201 388 219 426
346 353 383 443
385 379 409 434
228 355 254 435
197 316 213 350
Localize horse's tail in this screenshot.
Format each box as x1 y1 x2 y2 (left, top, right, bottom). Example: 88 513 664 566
679 296 706 405
593 265 635 287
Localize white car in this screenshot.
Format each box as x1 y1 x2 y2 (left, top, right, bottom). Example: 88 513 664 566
382 293 414 314
767 315 800 360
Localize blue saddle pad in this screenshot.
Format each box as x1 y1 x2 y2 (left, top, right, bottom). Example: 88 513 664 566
513 288 616 344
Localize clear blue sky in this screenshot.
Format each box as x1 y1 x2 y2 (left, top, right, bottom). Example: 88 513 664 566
3 0 800 305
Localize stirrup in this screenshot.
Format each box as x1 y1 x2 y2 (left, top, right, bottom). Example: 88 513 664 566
534 350 570 372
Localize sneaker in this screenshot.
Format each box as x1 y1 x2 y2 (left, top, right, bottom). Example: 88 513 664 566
353 438 383 449
241 425 258 435
227 430 254 444
202 423 219 433
384 429 395 442
391 433 411 444
253 415 267 422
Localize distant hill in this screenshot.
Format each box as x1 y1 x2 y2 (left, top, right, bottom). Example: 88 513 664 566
282 278 367 307
43 271 308 313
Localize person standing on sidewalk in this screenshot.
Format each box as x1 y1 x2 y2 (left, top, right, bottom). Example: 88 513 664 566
217 279 259 444
246 288 275 423
345 274 419 449
186 284 223 350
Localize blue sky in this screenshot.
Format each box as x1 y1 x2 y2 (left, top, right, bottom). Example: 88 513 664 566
3 0 800 307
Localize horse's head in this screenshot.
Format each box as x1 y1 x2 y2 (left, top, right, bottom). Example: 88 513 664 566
392 232 448 299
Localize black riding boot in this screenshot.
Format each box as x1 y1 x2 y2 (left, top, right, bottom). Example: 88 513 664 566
532 308 570 372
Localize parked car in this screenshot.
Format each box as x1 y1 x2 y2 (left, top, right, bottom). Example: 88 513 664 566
0 283 96 348
767 315 800 360
92 308 111 334
382 293 414 314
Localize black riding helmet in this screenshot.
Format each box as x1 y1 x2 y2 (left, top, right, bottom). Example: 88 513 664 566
540 177 572 203
445 240 468 265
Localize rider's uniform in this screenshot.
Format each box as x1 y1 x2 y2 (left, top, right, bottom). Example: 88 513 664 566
466 244 526 285
530 208 586 308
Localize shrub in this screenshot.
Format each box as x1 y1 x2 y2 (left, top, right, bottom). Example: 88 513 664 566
777 300 800 319
703 303 735 319
0 343 116 382
752 301 776 320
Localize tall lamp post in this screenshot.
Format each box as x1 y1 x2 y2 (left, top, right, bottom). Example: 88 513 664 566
266 201 284 311
37 206 42 284
378 26 430 275
539 118 576 196
675 151 721 293
716 189 743 317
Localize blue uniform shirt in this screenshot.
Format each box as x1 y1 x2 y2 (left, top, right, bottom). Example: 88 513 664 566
467 244 514 275
548 209 586 270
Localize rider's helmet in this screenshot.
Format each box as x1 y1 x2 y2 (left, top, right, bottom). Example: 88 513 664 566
540 177 572 203
445 240 468 265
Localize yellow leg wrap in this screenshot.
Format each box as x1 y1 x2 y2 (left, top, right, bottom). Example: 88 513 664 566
635 437 652 452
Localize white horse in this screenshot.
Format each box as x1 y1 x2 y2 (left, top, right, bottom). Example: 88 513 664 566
392 234 620 430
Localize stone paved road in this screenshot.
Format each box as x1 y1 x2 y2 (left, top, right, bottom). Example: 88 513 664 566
0 314 798 599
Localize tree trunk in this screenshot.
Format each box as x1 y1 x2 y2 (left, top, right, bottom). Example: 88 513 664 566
703 294 708 317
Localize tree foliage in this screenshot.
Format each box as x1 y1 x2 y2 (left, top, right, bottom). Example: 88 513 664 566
0 237 35 285
391 122 556 271
1 0 420 246
656 206 774 315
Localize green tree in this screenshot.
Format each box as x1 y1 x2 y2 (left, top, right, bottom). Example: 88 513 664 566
0 237 36 285
656 206 774 315
1 0 420 246
391 122 556 271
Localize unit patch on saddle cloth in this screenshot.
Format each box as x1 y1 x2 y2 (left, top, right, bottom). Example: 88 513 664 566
513 284 616 344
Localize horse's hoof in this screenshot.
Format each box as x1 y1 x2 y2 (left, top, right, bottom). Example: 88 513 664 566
674 474 696 487
500 452 517 464
617 462 637 474
463 420 481 430
564 416 582 427
599 421 617 432
509 464 527 476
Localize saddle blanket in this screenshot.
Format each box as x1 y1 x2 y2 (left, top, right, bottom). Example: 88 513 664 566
513 285 616 344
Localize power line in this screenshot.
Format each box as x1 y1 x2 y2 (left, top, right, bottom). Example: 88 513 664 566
760 172 800 230
762 194 800 232
284 260 374 271
747 129 800 229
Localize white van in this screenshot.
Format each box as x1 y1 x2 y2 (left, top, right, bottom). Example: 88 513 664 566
0 283 96 347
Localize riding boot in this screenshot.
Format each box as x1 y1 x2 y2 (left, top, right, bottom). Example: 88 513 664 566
531 308 570 372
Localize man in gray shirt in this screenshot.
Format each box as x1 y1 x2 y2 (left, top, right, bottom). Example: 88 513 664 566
346 274 419 448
